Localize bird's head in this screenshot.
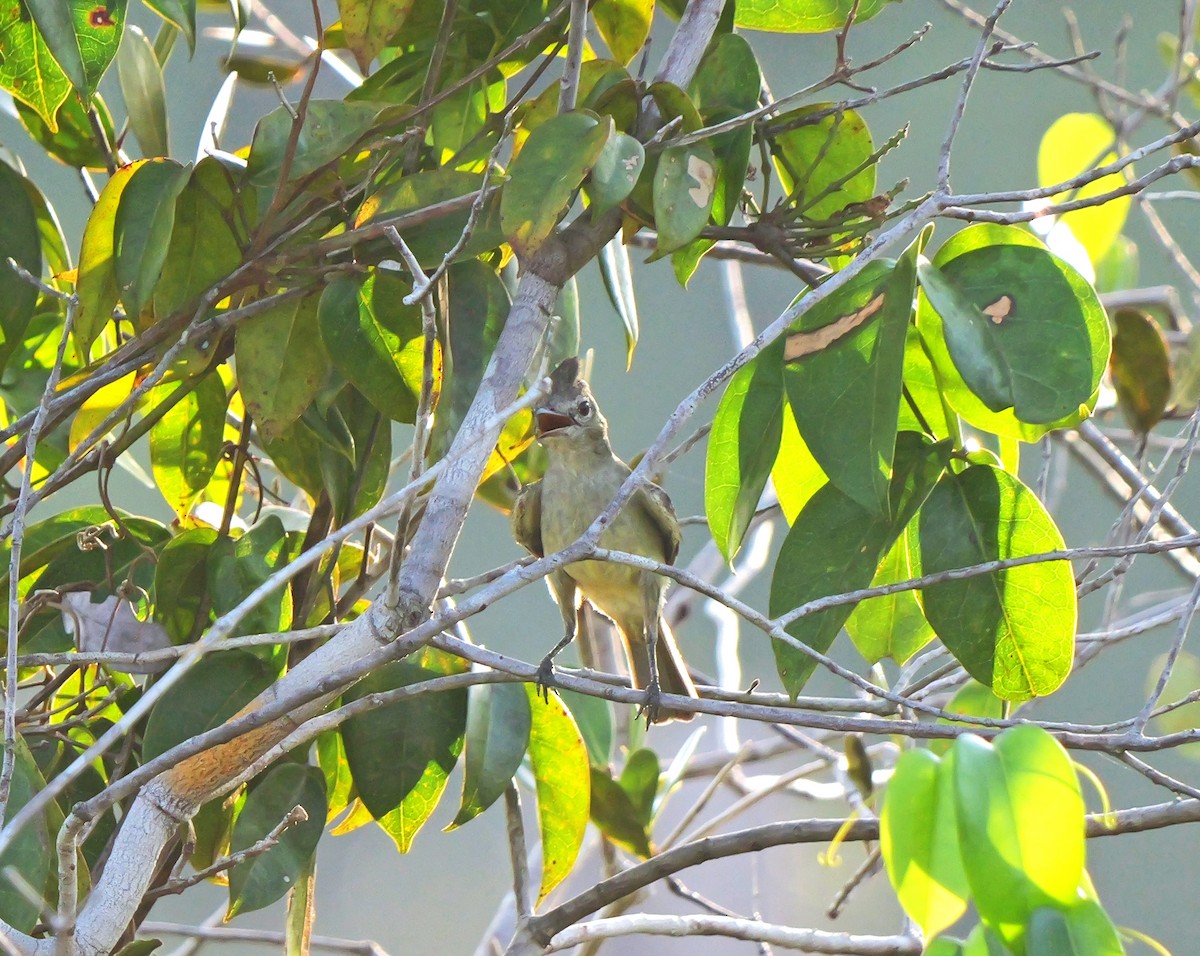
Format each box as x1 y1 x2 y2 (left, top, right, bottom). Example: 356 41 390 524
535 357 608 444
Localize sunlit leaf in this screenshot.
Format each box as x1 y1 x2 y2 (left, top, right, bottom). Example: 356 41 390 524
592 0 653 66
1037 113 1129 265
770 105 875 220
880 748 968 938
338 0 415 72
846 526 934 664
525 684 589 902
148 372 229 517
735 0 892 32
918 465 1075 702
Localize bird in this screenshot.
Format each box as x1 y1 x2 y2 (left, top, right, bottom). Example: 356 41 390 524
511 357 698 723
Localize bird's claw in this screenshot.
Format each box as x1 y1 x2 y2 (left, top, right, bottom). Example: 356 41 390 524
636 680 664 726
535 656 557 702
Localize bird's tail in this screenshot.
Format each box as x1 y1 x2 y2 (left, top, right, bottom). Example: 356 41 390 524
627 618 697 723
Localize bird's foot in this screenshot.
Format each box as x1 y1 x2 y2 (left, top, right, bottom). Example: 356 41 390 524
535 656 558 702
636 680 664 725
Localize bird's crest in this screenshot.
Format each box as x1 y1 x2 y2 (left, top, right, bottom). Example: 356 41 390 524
550 357 581 393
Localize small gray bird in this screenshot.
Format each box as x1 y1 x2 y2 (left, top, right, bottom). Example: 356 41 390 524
511 358 698 723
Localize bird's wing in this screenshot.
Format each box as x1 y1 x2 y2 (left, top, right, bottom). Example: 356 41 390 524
511 480 545 557
634 481 681 564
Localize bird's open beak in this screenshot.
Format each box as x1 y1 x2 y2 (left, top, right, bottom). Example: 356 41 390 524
535 409 572 437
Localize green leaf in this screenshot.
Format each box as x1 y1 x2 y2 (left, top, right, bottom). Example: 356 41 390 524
149 373 229 517
768 432 944 696
880 748 968 938
0 736 54 933
597 237 640 366
154 157 245 318
340 659 468 847
153 527 217 642
705 338 785 563
318 273 436 424
246 100 381 187
770 105 875 220
1109 308 1170 434
560 689 613 767
1147 651 1200 757
141 650 278 761
449 682 531 828
1037 113 1128 265
236 294 329 443
619 748 660 824
143 0 196 52
15 91 116 168
117 24 169 157
206 516 294 640
501 110 612 257
227 763 327 918
74 161 144 352
0 162 42 374
354 167 504 267
917 465 1075 702
0 6 72 127
589 765 652 857
952 727 1085 951
846 526 934 664
1026 901 1123 956
592 0 653 66
113 157 189 320
318 730 354 822
771 398 827 523
25 0 125 98
525 684 589 902
589 131 645 216
338 0 416 71
735 0 891 32
917 224 1110 428
783 254 915 516
651 141 717 255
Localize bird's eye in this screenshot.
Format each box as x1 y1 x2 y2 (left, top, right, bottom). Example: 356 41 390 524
575 399 592 418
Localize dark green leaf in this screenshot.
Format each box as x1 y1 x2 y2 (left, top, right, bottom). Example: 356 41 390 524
117 24 169 157
143 0 196 52
769 432 944 696
0 161 42 374
113 158 189 319
449 682 531 828
141 650 278 761
15 92 116 169
227 763 327 917
154 157 245 318
918 465 1075 702
706 338 785 563
246 100 380 187
0 736 54 933
153 527 218 642
236 294 329 443
619 748 660 825
560 689 613 766
502 110 612 257
783 254 915 516
318 273 435 424
1109 308 1170 434
917 224 1109 427
340 660 468 827
206 516 294 640
589 765 652 857
1027 901 1123 956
